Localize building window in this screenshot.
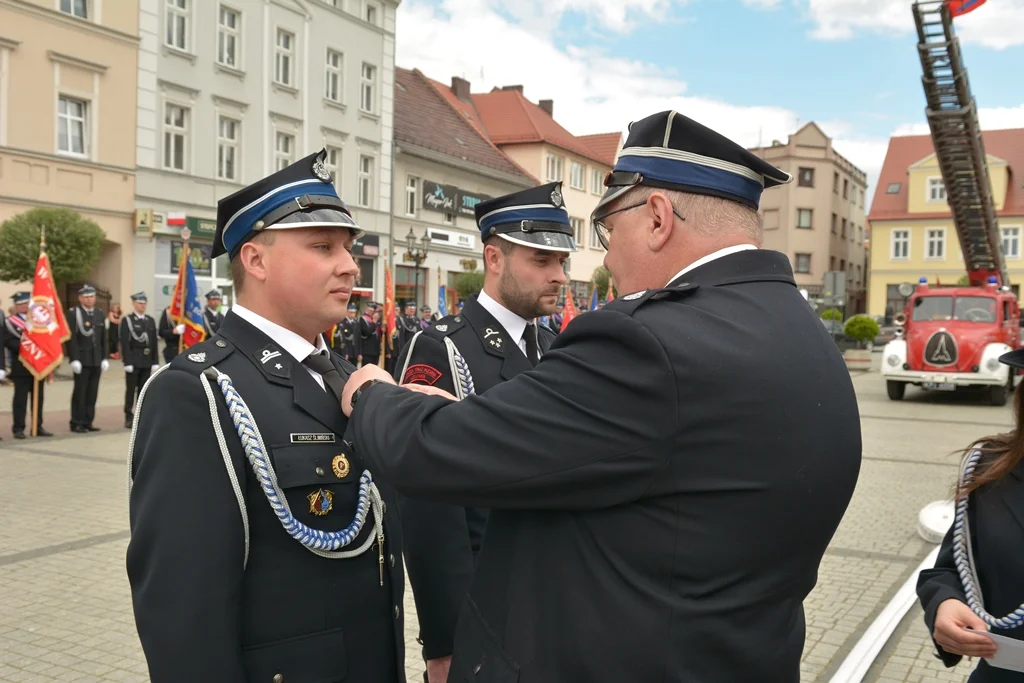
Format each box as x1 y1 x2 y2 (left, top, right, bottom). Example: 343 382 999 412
217 6 240 68
831 213 837 234
830 256 835 271
60 0 88 19
405 175 417 216
166 0 189 51
798 167 814 187
1002 226 1021 259
591 168 602 195
833 172 839 194
274 131 294 171
216 115 238 181
891 229 909 260
365 3 377 24
858 225 863 244
546 154 563 182
795 253 811 274
841 218 847 238
275 29 294 86
926 228 945 259
360 63 376 113
850 187 857 205
358 155 373 207
570 218 583 245
57 96 88 156
796 208 813 229
324 146 341 188
163 103 189 171
569 161 584 190
886 284 910 321
839 258 846 272
928 177 946 202
842 178 849 199
442 211 454 225
886 183 901 194
590 221 603 249
856 264 862 286
325 49 343 102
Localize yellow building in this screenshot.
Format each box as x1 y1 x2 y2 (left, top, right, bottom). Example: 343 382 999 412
867 128 1024 319
0 0 139 310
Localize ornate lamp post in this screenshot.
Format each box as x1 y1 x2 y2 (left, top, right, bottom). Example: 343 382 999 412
404 227 430 308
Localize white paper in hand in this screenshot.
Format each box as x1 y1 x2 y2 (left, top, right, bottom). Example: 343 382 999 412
984 632 1024 672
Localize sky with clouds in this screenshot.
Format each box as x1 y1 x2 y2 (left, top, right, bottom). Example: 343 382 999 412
393 0 1024 209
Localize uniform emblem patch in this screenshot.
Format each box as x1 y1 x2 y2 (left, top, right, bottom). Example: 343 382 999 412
308 488 333 516
188 352 206 362
312 156 332 183
332 454 350 479
403 364 442 385
435 324 448 332
622 291 646 301
550 187 563 207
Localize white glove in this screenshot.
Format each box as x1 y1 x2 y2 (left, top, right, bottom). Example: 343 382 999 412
124 365 134 374
150 364 159 373
101 359 109 372
174 324 185 334
70 360 82 374
0 369 6 381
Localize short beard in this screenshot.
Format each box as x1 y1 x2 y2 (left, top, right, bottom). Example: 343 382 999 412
497 267 556 320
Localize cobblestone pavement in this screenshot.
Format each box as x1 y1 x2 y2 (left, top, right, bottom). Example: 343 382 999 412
0 365 1011 681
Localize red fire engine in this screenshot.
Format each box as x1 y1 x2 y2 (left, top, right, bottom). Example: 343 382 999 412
881 1 1019 406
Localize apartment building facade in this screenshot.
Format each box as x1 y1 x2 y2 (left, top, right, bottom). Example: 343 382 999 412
0 0 140 308
132 0 398 313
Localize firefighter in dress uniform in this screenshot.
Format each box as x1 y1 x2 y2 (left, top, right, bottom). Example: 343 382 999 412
392 181 575 683
395 301 420 358
126 149 405 683
203 290 225 336
5 292 54 438
120 292 159 429
68 284 108 433
359 302 382 367
158 307 182 363
336 303 359 363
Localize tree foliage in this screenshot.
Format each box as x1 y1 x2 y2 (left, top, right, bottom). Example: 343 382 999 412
454 271 485 299
0 208 105 288
820 307 844 321
844 315 881 345
591 265 616 300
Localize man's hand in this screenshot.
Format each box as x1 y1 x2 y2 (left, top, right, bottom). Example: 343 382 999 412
174 324 185 335
70 361 82 374
150 364 160 373
933 598 997 658
101 359 110 372
341 363 395 416
124 365 134 374
403 383 458 401
426 656 451 683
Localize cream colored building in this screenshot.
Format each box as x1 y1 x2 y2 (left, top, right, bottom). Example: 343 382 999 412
0 0 139 309
867 128 1024 319
750 123 869 313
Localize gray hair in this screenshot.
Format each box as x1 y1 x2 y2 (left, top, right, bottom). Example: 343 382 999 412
627 186 763 243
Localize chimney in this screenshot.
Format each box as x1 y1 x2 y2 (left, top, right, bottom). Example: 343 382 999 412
501 85 524 93
451 76 471 102
538 99 554 117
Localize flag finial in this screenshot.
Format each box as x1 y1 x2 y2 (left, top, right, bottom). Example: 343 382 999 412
40 225 46 251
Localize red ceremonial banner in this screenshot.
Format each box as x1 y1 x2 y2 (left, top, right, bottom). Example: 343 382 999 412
383 265 397 350
561 287 578 333
19 252 71 379
946 0 986 17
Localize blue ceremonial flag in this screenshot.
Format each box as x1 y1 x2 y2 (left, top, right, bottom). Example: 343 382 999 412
590 286 599 311
181 258 207 347
437 270 447 318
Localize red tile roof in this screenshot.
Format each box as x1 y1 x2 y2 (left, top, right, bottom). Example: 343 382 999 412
869 128 1024 221
394 69 534 182
577 133 623 167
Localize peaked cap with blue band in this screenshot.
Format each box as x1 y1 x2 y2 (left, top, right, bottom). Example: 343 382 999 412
594 110 792 217
11 291 30 304
214 149 362 259
130 291 148 302
474 181 578 253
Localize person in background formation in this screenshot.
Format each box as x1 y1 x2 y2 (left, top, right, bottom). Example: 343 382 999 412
126 149 406 683
418 305 432 330
336 303 359 364
392 181 574 683
158 307 183 364
107 303 122 359
359 302 381 367
4 292 53 439
341 110 862 682
202 290 225 336
396 301 420 357
548 300 564 333
68 284 108 433
120 292 159 429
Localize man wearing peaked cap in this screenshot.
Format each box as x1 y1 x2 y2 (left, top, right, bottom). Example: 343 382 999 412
340 112 861 682
120 292 158 429
4 292 54 439
126 149 406 683
385 180 573 683
67 283 108 433
202 290 225 337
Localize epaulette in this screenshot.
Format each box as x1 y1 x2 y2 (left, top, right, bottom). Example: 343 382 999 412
168 335 236 374
604 281 700 316
423 314 467 339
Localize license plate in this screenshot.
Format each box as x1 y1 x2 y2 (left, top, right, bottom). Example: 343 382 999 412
923 382 956 391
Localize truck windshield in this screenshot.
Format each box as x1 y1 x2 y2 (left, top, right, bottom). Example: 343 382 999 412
911 295 998 323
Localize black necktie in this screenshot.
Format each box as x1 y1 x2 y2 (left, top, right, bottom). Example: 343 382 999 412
524 323 539 367
303 351 345 402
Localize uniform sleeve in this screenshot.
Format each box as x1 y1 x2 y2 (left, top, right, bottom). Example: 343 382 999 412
916 510 971 668
389 332 473 659
118 317 129 356
149 318 159 359
66 310 80 362
126 367 247 683
352 309 677 510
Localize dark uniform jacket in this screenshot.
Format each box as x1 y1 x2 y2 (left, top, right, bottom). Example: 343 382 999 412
127 312 406 683
359 316 381 359
350 250 862 683
338 318 359 360
203 308 225 337
917 456 1024 682
67 306 107 366
119 314 158 369
396 315 420 359
158 309 181 363
392 296 554 660
4 313 30 378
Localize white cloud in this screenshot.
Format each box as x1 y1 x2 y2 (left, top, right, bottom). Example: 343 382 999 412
742 0 784 8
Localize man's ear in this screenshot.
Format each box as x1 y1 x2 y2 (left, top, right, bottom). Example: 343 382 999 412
647 192 677 252
483 242 504 275
239 240 269 284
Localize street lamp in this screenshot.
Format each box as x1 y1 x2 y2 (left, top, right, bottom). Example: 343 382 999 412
404 227 430 308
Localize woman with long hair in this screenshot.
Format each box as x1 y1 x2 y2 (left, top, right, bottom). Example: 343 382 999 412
107 303 122 359
917 350 1024 681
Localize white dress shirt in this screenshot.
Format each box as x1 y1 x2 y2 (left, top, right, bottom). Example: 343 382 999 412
231 304 331 390
665 244 757 286
476 290 534 359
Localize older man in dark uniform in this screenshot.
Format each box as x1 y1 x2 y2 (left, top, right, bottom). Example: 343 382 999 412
120 292 158 429
126 149 405 683
393 181 574 683
5 292 53 438
359 302 382 367
336 302 359 363
396 300 420 356
341 111 862 683
68 284 108 433
157 307 182 363
202 290 225 336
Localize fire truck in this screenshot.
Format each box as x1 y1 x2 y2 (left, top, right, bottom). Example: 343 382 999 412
881 0 1020 406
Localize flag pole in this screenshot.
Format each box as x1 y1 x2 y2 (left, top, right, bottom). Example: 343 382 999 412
177 237 188 354
30 226 48 437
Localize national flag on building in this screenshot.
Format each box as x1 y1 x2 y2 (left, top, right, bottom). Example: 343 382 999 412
561 287 578 333
947 0 986 16
166 212 187 227
19 243 71 379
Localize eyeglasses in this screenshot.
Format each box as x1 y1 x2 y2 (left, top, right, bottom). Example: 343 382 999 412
592 202 685 249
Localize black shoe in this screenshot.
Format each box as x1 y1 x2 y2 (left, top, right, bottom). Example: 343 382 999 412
72 425 87 433
36 428 53 437
13 432 25 440
85 425 101 432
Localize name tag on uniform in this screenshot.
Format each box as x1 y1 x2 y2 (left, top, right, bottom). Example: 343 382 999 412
290 433 336 443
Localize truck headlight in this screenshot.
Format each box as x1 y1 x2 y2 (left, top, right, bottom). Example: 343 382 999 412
986 358 1000 372
887 354 900 367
